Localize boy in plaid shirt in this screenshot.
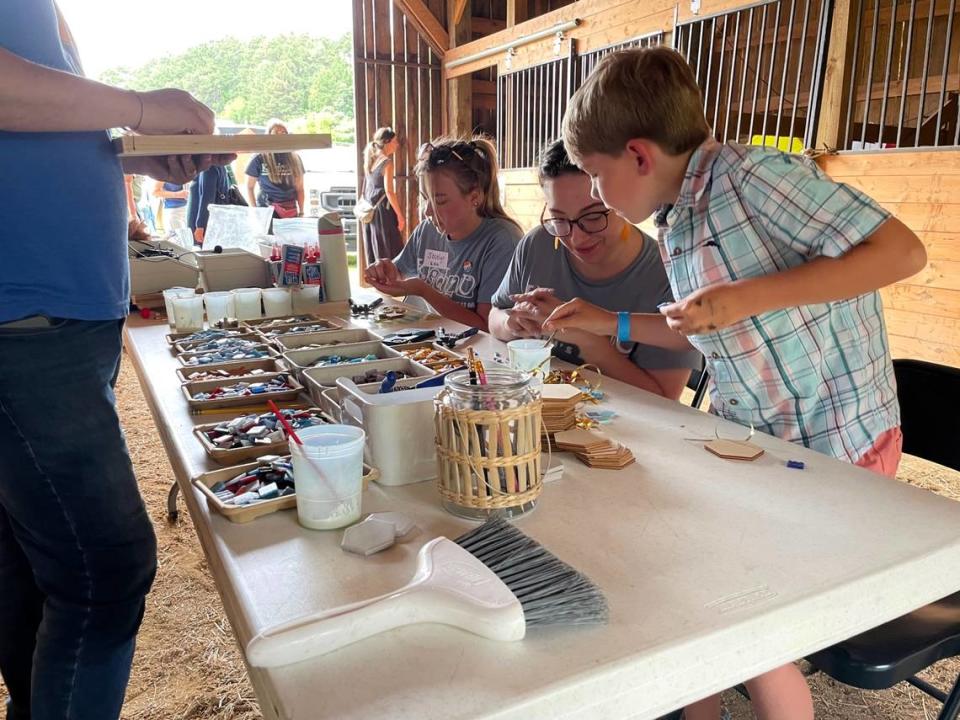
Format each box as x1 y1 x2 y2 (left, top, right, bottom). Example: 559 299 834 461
544 47 927 720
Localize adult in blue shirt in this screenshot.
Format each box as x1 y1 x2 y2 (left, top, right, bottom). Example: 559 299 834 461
244 119 305 217
0 3 233 719
187 164 230 245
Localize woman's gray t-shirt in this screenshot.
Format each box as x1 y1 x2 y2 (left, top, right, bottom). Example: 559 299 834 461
491 226 703 371
394 217 522 312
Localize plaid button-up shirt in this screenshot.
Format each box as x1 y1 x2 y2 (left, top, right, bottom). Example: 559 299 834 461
655 139 899 463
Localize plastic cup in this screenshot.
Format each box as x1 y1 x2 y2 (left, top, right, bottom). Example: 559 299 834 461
292 286 322 314
162 287 195 329
172 295 204 333
289 425 366 530
203 291 235 324
262 287 293 317
232 288 262 321
507 338 554 375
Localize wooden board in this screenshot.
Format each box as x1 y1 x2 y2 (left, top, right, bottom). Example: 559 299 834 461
114 133 331 158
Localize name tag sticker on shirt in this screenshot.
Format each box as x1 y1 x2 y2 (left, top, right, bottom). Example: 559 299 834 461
423 249 449 269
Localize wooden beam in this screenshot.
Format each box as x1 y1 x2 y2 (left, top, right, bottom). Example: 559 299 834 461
472 17 507 36
453 0 469 26
447 0 473 135
816 0 857 150
394 0 449 57
507 0 529 26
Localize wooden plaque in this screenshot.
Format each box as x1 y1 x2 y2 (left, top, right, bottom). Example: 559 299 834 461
114 133 332 157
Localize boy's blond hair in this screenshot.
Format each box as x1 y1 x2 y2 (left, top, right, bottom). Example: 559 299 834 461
563 47 711 161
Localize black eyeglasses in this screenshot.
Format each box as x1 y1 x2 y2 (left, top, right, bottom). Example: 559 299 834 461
417 141 485 168
540 206 612 238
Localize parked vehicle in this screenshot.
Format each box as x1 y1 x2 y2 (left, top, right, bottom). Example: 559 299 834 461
300 147 358 253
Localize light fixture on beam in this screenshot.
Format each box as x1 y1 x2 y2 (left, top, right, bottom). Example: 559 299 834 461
446 19 581 70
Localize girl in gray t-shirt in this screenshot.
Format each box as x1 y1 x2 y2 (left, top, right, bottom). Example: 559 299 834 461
364 137 522 331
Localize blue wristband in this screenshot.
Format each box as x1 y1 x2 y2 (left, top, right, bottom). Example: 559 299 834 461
616 311 631 344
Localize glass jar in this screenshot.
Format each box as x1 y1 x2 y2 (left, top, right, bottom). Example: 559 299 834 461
438 368 542 520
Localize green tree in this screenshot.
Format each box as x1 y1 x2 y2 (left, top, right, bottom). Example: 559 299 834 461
99 33 355 129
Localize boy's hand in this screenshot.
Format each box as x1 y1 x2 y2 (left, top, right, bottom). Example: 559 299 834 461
659 282 750 335
543 298 617 337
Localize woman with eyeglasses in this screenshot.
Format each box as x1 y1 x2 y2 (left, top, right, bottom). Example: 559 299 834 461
364 136 523 331
489 140 701 399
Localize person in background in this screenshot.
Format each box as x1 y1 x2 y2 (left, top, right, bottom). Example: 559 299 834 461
489 140 701 399
364 136 522 332
123 174 140 221
360 126 405 263
245 118 304 218
152 179 188 231
187 163 230 246
546 46 928 720
0 2 233 718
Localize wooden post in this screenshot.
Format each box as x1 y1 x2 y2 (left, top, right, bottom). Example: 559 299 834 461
507 0 529 26
816 0 858 151
447 0 473 136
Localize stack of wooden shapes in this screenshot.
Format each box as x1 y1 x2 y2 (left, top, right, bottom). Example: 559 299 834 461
540 383 581 435
553 428 636 470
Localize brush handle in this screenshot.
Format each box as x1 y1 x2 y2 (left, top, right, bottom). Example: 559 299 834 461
245 538 525 667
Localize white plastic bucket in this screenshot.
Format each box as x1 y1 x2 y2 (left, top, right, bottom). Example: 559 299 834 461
289 425 366 530
262 288 293 317
232 288 262 321
203 291 235 324
507 338 553 374
172 295 204 332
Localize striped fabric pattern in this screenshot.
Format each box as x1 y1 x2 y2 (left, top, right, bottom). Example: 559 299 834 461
654 139 899 464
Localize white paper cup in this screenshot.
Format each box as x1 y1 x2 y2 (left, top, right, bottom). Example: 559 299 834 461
289 425 366 530
232 288 262 321
507 338 554 374
262 288 293 317
172 295 204 333
203 291 235 324
162 287 195 329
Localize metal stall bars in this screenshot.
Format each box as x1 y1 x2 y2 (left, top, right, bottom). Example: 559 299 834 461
673 0 831 152
841 0 960 150
496 48 575 169
576 31 667 85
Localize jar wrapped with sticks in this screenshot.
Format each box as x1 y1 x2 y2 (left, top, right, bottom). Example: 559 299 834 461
434 368 543 519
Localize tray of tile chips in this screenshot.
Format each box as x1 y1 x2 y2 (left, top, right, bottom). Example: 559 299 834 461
193 455 379 523
167 328 259 354
181 371 304 410
394 342 466 372
272 327 377 352
243 314 344 337
193 407 335 463
166 328 254 348
177 338 278 367
175 357 287 384
281 340 401 375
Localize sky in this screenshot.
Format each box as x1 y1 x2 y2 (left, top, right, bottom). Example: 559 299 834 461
56 0 354 79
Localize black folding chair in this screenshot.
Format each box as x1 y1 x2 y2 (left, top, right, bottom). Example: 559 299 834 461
807 359 960 720
687 363 709 410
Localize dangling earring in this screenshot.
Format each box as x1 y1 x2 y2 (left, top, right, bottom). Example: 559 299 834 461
554 236 561 250
619 223 631 242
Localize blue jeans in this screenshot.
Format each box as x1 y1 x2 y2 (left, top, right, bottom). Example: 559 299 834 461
0 318 157 720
